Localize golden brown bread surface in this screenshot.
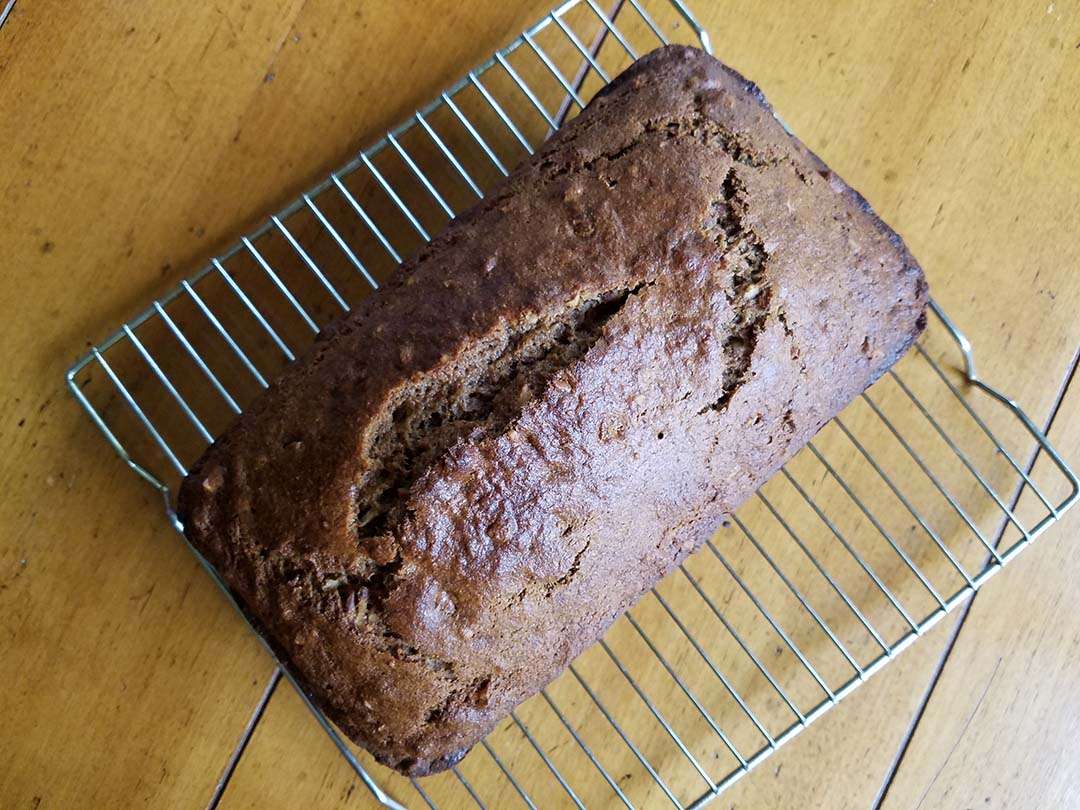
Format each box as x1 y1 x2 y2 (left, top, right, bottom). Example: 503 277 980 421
178 45 928 775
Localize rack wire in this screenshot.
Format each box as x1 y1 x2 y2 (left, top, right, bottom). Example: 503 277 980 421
66 0 1078 807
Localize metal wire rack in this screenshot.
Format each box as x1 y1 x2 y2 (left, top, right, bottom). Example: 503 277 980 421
66 1 1078 807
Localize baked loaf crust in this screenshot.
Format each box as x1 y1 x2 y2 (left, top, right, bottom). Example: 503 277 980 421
178 45 928 776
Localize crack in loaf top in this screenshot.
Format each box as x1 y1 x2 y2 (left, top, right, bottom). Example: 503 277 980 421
179 43 926 774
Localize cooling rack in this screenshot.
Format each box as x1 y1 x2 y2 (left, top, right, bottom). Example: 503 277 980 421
65 0 1078 807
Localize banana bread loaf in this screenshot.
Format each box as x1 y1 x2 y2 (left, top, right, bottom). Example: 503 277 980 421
178 44 928 776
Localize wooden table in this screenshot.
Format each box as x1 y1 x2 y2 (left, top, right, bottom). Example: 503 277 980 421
3 1 1079 807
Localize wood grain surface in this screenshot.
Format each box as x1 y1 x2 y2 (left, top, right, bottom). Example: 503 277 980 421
2 1 1078 808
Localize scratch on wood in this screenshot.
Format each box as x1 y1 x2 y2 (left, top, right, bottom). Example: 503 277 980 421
914 656 1004 810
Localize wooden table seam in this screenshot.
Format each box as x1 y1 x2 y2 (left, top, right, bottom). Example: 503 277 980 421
207 668 284 810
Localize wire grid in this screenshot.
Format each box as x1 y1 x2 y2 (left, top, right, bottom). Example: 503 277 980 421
65 1 1078 808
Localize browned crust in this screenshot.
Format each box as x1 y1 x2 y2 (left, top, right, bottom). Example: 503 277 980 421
178 45 927 775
